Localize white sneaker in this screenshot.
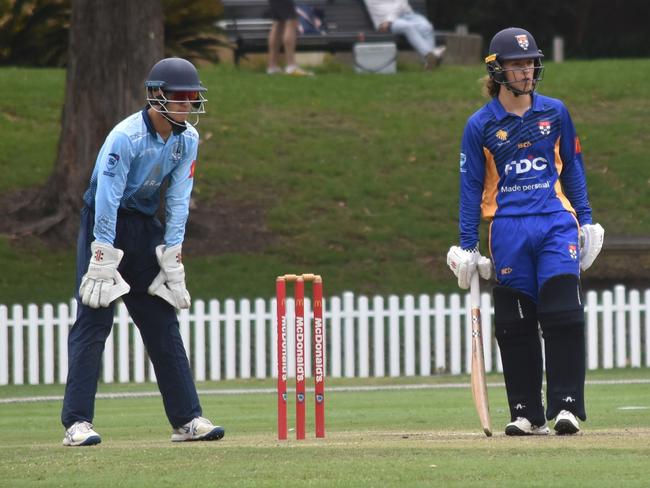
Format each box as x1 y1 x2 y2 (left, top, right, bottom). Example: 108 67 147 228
171 416 225 442
62 421 101 446
505 417 550 436
433 46 447 59
285 65 314 76
554 410 580 435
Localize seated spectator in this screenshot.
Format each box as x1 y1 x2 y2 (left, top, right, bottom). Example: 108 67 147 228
364 0 446 69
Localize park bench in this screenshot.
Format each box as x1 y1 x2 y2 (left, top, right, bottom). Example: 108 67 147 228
217 0 482 65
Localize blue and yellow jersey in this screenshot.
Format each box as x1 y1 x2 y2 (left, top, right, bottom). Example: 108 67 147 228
458 93 592 249
82 109 199 247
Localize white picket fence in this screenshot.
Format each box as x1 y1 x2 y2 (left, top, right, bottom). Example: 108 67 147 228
1 285 649 386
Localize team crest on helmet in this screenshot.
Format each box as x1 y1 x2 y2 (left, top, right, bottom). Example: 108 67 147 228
516 34 529 50
539 120 551 135
496 129 508 141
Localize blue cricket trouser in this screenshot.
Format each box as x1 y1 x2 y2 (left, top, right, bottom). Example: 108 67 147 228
489 211 580 301
61 207 201 429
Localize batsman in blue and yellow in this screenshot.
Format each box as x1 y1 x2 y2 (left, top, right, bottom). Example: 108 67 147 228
61 58 224 446
447 28 604 436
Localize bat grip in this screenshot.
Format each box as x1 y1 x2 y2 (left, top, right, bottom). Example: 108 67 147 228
470 271 481 309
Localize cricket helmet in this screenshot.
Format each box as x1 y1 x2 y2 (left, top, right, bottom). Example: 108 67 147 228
485 27 544 95
145 57 207 123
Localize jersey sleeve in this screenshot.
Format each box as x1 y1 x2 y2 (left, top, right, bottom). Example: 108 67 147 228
163 138 197 247
459 119 486 249
558 104 592 225
93 131 133 245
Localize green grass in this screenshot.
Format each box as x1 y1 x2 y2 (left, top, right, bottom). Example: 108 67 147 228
1 60 650 304
1 369 649 487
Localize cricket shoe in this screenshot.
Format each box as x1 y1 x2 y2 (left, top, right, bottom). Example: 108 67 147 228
505 417 550 436
171 416 225 442
554 410 580 435
62 421 101 446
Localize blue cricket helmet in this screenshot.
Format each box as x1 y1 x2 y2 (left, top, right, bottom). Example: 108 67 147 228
145 57 207 125
485 27 544 95
145 57 206 92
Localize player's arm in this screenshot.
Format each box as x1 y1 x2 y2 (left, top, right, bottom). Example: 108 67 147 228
447 120 492 288
558 104 604 271
147 139 197 309
79 132 133 308
558 104 591 226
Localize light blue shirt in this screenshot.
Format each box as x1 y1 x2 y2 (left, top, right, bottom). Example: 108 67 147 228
83 109 198 247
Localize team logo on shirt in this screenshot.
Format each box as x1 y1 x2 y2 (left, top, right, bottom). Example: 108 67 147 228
538 120 551 135
516 34 529 50
496 129 508 141
568 243 578 260
107 153 120 167
170 140 184 162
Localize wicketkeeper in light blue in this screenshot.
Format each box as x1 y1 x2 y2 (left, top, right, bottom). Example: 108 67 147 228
61 58 224 446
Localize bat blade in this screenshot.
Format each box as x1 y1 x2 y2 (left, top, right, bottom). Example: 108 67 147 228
470 273 492 437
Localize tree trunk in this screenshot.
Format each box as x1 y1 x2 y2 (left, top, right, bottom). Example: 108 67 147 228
16 0 164 242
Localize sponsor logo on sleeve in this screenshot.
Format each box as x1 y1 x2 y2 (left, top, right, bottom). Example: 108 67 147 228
189 160 196 178
459 153 467 173
575 136 582 154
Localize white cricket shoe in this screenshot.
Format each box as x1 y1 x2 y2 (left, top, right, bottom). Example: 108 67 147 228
62 421 101 446
554 410 580 435
171 416 225 442
505 417 550 436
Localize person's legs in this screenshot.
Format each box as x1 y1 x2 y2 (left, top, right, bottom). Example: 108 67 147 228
536 212 585 430
117 214 202 428
490 217 546 433
61 207 115 430
268 21 284 73
391 14 432 58
282 18 298 68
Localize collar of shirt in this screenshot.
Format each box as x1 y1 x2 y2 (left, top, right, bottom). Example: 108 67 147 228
488 93 545 121
141 107 188 139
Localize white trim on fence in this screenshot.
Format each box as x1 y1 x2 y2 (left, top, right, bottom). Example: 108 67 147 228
0 285 648 385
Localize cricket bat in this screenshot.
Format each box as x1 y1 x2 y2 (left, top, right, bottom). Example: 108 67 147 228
470 272 492 437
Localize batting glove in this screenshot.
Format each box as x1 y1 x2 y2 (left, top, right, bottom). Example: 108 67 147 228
79 241 130 308
447 245 493 289
579 223 605 271
148 244 191 310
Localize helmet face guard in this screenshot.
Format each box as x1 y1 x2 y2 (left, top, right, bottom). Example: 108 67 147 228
485 28 545 96
145 58 207 127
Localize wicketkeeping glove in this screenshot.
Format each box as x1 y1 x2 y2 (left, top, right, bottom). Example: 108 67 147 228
446 245 494 289
579 223 605 271
79 241 130 308
148 244 191 310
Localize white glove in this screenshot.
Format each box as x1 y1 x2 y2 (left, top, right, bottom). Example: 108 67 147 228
446 246 493 289
579 223 604 271
79 241 130 308
148 244 191 309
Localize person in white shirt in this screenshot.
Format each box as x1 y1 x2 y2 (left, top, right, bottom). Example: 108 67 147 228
365 0 446 69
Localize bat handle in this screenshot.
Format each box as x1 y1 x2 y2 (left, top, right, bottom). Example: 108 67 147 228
470 271 481 309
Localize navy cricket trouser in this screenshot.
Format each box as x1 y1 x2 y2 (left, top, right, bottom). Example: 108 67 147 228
61 207 201 429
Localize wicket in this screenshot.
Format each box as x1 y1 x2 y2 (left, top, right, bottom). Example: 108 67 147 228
276 273 325 440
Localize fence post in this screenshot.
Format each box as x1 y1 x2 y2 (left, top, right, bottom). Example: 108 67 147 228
358 295 370 378
0 305 8 385
343 292 355 378
254 298 267 379
388 295 400 377
43 304 54 384
418 294 431 376
12 305 24 385
372 296 385 377
404 295 415 376
194 300 207 382
209 299 222 381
